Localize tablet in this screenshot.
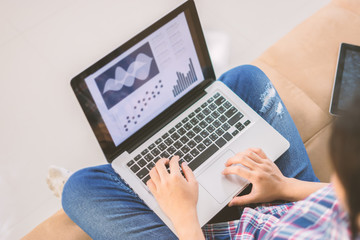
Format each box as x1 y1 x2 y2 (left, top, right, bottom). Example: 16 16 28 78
330 43 360 115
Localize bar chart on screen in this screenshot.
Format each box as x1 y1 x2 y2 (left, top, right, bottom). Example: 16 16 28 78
172 58 198 97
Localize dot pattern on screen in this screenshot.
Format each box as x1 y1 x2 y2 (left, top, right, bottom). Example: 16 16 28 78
124 80 163 132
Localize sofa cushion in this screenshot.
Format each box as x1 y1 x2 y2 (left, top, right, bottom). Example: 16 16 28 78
333 0 360 15
255 3 360 113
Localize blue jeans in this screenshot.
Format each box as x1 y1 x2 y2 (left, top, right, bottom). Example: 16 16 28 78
62 65 319 240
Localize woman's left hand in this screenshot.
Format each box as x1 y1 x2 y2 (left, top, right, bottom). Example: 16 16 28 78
147 156 204 239
222 148 287 206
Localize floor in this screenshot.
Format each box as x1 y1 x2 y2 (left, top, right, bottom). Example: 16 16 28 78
0 0 330 239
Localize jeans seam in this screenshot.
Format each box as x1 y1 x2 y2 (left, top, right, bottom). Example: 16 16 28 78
108 172 139 196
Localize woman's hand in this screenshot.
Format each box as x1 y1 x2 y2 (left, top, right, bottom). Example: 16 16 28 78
222 148 287 206
147 156 204 240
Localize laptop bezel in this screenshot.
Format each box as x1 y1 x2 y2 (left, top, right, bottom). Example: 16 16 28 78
70 0 215 162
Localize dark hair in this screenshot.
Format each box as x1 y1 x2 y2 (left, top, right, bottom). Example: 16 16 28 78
330 96 360 238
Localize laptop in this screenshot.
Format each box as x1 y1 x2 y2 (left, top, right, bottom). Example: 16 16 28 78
71 0 289 235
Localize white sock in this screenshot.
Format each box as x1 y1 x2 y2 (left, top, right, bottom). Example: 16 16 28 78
46 165 73 198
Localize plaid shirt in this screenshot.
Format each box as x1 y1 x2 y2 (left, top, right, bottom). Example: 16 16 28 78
202 185 355 239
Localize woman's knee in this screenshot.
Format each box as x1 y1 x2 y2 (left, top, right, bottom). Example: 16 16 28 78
218 65 268 86
217 65 272 102
62 165 111 214
62 168 90 213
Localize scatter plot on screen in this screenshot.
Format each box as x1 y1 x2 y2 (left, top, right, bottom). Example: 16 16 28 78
122 80 163 132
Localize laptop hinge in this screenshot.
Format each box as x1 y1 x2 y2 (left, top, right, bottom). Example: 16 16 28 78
126 89 207 154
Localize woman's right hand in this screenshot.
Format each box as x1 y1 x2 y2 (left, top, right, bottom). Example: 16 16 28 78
222 148 287 206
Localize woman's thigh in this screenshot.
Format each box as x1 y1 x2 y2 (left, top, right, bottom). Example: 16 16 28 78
62 164 177 240
218 65 318 182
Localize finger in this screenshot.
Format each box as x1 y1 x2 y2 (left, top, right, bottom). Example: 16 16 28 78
246 150 263 164
249 148 267 159
239 156 259 169
225 151 245 167
225 154 245 167
155 158 170 181
146 179 157 195
149 167 160 185
225 153 250 166
169 155 181 175
228 194 256 207
226 154 258 170
181 162 196 183
222 165 252 181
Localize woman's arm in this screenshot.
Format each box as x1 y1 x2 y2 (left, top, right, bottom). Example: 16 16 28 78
280 178 328 202
222 148 328 206
147 156 204 240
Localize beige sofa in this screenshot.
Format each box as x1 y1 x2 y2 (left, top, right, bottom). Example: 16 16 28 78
23 0 360 239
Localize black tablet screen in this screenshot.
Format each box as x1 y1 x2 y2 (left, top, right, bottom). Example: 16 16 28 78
337 48 360 110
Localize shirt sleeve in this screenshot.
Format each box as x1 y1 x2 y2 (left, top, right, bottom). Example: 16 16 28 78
264 185 350 240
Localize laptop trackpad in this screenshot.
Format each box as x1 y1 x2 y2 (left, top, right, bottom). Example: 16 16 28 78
197 150 248 204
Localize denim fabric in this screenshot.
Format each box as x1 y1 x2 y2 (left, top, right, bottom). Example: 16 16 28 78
62 65 319 240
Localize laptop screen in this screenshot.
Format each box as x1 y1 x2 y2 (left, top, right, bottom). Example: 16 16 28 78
84 12 204 147
71 0 215 161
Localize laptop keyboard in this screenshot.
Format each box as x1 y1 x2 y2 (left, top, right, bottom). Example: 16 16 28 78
126 92 252 185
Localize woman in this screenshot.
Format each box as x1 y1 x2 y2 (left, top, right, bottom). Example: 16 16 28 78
62 65 360 239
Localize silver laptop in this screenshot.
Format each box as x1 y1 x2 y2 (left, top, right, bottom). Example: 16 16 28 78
71 0 289 235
